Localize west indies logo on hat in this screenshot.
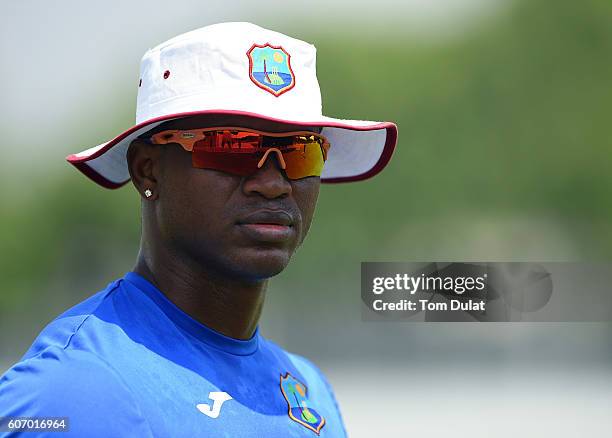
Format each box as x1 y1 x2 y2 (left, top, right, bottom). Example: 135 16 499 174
247 43 295 97
280 372 325 434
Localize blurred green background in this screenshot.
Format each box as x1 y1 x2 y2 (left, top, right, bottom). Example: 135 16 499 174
2 0 612 436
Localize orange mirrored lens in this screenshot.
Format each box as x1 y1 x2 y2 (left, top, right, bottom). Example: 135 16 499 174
282 140 327 179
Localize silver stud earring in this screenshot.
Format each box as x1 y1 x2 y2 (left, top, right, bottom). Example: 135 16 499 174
144 189 152 198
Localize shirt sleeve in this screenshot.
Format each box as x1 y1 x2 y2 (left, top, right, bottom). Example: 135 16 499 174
0 347 154 438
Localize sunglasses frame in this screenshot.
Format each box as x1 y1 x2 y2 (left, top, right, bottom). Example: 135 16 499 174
148 126 330 158
145 126 331 178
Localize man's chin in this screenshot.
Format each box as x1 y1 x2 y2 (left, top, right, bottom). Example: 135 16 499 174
230 247 293 281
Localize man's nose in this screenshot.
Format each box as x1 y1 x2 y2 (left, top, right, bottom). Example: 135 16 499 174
242 150 292 199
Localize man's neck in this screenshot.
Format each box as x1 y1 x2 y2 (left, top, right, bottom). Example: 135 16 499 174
132 246 267 341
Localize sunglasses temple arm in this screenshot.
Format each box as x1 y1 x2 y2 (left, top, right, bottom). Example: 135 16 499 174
150 130 206 151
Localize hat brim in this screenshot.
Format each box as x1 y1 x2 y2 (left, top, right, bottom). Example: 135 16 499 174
66 109 398 189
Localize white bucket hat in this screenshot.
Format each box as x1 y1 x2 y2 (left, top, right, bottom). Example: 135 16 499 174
66 22 398 188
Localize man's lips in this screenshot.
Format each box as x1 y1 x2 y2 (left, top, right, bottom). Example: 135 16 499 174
236 210 295 243
237 210 294 226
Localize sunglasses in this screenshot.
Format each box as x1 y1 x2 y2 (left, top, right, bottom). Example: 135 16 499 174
147 127 330 180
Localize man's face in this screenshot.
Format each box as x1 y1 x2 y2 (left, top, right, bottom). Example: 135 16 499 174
129 114 322 282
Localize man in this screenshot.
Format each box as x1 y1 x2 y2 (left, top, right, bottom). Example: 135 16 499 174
0 22 397 437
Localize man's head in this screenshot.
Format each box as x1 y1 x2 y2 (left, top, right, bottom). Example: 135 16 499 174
66 23 397 267
127 114 322 283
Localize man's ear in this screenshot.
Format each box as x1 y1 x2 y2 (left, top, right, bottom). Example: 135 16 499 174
127 139 162 200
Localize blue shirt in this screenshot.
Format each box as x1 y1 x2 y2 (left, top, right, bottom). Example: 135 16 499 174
0 272 347 437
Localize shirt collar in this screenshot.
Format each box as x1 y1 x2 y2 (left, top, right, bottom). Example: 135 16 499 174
123 271 260 356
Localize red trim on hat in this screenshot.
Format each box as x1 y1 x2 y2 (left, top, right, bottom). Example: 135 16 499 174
323 124 398 184
67 159 129 189
66 109 398 188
